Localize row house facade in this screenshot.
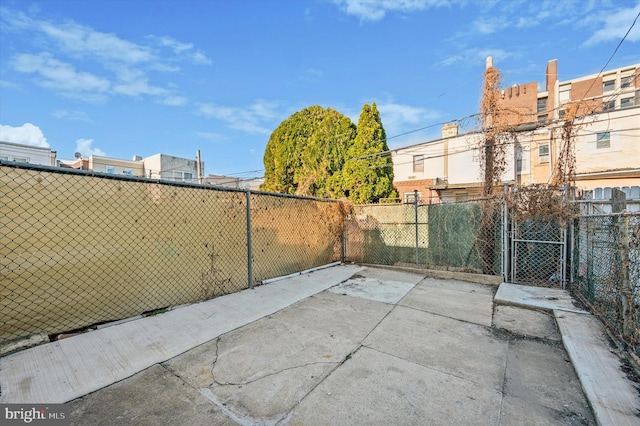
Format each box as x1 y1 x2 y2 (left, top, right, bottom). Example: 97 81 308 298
0 142 203 184
0 140 57 166
392 60 640 209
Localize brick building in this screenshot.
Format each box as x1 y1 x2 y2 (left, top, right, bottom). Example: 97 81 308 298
392 59 640 206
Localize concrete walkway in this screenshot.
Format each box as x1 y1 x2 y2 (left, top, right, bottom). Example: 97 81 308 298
1 266 637 425
0 264 363 404
496 282 640 426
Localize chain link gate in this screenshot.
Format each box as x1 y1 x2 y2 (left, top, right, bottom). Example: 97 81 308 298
506 185 569 289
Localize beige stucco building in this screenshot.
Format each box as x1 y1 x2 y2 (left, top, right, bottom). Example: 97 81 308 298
0 141 57 166
392 60 640 208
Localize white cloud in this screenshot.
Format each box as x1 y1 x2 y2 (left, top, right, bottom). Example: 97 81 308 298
75 138 106 157
38 21 153 64
584 3 640 45
2 7 210 104
150 35 212 64
377 102 442 138
161 96 188 106
12 53 110 101
439 47 513 67
112 68 167 97
52 109 93 122
190 51 212 65
0 80 18 88
198 100 281 134
333 0 456 22
0 123 49 147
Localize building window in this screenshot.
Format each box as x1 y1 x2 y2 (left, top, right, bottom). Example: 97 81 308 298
13 157 28 163
516 145 530 175
559 85 571 103
620 97 634 109
538 144 549 164
0 155 9 161
123 168 133 176
596 132 610 149
173 171 194 181
603 80 615 92
403 192 421 204
105 165 116 173
602 100 615 111
516 149 523 173
413 155 424 173
537 115 547 124
621 76 633 89
537 97 547 114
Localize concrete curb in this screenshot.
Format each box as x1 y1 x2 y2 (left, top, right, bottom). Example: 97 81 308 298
555 311 640 426
493 282 639 426
361 263 503 286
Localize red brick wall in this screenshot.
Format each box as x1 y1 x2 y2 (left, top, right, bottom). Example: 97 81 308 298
496 82 539 126
394 179 439 203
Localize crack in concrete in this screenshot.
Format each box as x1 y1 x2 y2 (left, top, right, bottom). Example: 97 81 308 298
210 335 339 387
275 300 399 425
212 361 340 387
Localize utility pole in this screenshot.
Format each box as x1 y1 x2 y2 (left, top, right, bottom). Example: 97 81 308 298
196 150 203 184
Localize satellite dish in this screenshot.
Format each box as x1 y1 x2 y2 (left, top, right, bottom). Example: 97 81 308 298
74 152 82 159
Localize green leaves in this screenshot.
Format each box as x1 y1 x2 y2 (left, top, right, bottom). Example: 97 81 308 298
342 103 395 204
261 103 395 204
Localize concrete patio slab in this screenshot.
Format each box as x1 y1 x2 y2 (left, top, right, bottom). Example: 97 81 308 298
288 346 503 426
0 264 363 404
363 305 508 392
327 266 422 304
400 278 495 326
5 265 633 425
503 339 593 422
555 310 640 426
493 305 561 341
69 364 235 426
495 282 587 314
162 292 392 422
500 394 592 426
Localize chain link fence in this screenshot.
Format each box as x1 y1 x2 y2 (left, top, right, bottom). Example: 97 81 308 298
506 185 570 289
345 198 503 275
572 212 640 358
510 220 566 288
0 163 342 349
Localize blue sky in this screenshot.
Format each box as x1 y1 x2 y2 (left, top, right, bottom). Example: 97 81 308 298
1 0 639 177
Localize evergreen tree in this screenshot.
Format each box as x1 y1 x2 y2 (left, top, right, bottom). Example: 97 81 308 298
340 103 395 204
261 106 356 197
261 103 396 203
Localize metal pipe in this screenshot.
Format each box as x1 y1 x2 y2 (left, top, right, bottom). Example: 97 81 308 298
246 190 253 289
414 189 419 269
503 183 509 282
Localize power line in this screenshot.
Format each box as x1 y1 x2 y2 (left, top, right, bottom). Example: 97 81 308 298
222 13 640 180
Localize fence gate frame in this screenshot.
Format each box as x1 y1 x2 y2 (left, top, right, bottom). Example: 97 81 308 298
504 184 570 289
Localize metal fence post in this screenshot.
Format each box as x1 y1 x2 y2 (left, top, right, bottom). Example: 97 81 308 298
414 189 419 269
503 183 509 283
342 212 348 263
561 184 569 289
246 190 253 289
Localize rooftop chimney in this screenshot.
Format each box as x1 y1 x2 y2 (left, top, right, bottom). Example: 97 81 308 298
442 122 458 139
